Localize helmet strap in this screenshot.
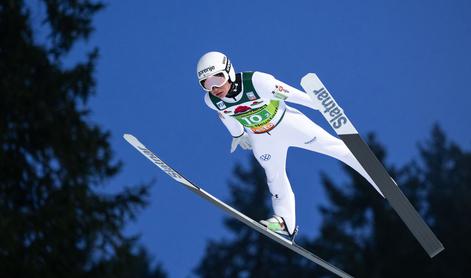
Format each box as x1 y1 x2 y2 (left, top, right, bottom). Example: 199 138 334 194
226 81 240 98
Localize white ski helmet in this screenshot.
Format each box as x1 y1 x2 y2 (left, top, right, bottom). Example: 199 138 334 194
196 51 236 89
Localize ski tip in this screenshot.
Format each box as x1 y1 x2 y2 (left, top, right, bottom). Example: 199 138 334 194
123 134 147 149
302 72 317 78
123 133 138 143
300 72 318 84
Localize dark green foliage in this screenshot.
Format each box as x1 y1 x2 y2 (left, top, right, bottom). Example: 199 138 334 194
0 1 166 277
417 125 471 277
311 126 471 277
91 244 167 278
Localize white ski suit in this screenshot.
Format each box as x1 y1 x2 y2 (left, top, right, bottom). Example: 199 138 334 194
204 71 382 235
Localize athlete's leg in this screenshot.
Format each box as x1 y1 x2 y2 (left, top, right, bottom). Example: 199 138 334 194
249 132 297 234
285 109 384 196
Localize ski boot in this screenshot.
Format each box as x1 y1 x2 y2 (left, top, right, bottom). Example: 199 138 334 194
260 215 299 242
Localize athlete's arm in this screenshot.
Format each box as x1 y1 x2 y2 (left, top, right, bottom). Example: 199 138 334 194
218 112 245 137
252 71 319 111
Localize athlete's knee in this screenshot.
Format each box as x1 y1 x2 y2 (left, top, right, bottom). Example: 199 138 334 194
265 171 293 196
265 169 285 185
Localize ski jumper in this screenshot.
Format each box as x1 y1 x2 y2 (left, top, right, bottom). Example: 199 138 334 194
204 71 383 235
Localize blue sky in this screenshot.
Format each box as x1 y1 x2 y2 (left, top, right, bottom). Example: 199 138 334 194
80 0 471 277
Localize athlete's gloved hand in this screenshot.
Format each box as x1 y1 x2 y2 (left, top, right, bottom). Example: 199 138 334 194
230 132 252 153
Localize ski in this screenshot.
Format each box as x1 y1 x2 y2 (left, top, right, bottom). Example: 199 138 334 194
123 133 354 278
300 73 444 258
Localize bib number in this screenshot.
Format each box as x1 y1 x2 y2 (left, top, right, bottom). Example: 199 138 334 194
239 114 265 125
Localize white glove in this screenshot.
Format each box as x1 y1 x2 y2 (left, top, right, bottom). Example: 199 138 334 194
230 132 252 153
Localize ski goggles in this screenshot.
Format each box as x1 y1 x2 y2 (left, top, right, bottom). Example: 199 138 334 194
199 72 229 92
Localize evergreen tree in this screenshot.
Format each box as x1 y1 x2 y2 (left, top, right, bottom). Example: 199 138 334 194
0 1 166 277
92 244 167 278
311 126 471 277
418 125 471 277
309 134 426 277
